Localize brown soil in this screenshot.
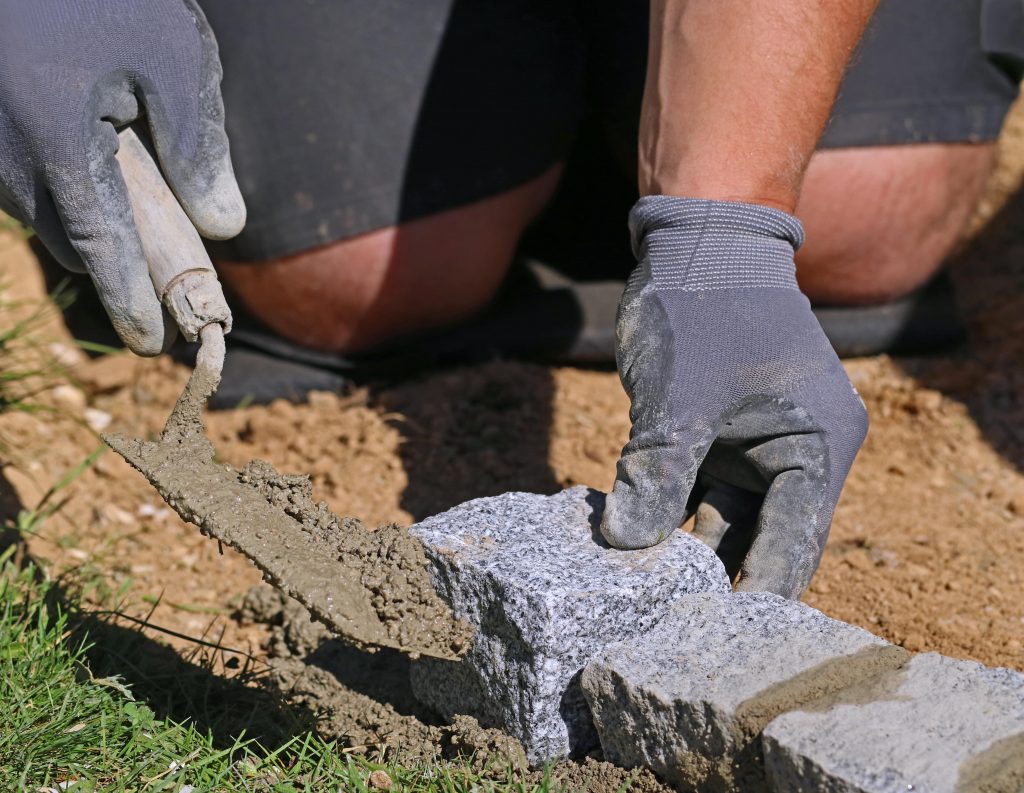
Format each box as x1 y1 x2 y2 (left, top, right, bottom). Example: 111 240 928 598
3 103 1024 791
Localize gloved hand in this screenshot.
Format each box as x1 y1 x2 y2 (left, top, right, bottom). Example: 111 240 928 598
601 196 868 598
0 0 245 355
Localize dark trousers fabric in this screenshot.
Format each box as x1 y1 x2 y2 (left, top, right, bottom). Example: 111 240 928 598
202 0 1024 262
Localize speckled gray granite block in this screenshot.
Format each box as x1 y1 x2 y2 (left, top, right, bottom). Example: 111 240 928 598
581 592 907 792
408 486 729 765
762 652 1024 793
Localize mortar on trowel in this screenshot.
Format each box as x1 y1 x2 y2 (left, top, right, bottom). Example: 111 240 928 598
102 126 471 661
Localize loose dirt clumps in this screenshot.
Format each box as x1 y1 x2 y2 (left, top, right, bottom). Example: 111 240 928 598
240 586 442 758
240 585 672 792
239 587 528 764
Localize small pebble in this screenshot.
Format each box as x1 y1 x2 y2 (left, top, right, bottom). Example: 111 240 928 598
83 407 112 432
106 505 134 525
368 770 392 790
51 384 86 411
47 342 85 368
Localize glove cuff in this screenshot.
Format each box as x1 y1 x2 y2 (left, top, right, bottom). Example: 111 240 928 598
629 196 805 293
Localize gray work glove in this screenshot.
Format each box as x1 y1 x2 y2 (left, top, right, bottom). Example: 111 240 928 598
601 196 868 598
0 0 244 355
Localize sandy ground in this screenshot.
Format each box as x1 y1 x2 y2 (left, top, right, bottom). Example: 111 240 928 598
2 106 1024 780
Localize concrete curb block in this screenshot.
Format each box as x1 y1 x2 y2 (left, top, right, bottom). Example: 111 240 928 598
762 652 1024 793
581 592 908 791
407 487 730 764
584 594 1024 792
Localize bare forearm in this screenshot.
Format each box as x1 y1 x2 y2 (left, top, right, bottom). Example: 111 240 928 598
639 0 878 211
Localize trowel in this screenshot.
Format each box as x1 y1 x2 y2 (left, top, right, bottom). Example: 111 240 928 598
103 127 468 660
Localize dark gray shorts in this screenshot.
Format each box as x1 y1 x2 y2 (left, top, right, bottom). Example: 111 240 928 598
203 0 1024 262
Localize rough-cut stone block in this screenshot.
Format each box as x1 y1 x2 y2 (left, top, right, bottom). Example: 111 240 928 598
409 486 730 765
763 652 1024 793
581 592 906 792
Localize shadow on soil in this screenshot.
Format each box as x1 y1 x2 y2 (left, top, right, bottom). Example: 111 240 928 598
381 362 562 521
304 640 426 720
900 186 1024 473
75 615 319 751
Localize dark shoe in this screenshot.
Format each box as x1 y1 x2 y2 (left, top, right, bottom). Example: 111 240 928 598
31 235 966 406
202 259 620 407
811 271 965 357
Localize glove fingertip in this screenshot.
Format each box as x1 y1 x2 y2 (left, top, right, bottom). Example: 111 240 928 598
185 164 246 240
600 481 674 550
105 295 174 357
734 572 799 600
144 102 246 241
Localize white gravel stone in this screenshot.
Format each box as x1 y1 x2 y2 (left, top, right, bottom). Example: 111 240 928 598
83 407 112 432
47 341 86 368
50 384 87 411
581 592 906 792
409 486 730 765
763 652 1024 793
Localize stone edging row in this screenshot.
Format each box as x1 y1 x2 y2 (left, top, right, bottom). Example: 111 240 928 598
407 487 1024 792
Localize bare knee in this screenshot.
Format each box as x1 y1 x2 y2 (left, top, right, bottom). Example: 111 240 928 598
795 143 996 305
217 165 562 354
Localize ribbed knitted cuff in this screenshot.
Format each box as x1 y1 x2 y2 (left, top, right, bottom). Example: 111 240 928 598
629 196 804 292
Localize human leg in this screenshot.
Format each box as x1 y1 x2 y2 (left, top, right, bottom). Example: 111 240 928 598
791 0 1022 305
201 0 584 354
217 165 562 354
796 143 997 305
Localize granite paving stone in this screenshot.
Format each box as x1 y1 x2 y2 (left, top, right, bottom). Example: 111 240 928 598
581 592 907 792
762 652 1024 793
408 486 730 764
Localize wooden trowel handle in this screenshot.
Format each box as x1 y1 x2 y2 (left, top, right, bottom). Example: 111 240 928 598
115 125 232 342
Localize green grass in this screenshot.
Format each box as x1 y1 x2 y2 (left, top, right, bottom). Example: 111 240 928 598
0 278 76 417
0 553 561 792
0 211 31 239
